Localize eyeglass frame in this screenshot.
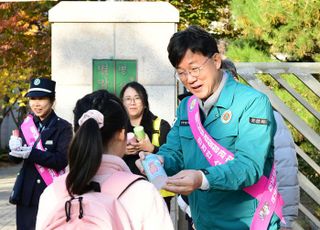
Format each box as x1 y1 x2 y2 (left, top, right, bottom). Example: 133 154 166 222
122 96 142 104
175 55 213 81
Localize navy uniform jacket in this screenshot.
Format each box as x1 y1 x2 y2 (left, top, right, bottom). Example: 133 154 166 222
158 75 280 229
10 111 73 206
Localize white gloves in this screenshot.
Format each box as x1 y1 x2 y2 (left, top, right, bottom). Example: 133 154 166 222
9 135 22 151
9 146 32 159
9 135 32 159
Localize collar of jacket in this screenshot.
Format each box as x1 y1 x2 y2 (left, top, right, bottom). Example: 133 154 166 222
203 72 238 127
33 110 57 128
215 72 238 109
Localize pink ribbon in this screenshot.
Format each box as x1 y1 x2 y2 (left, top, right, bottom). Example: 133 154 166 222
187 96 284 230
21 115 64 185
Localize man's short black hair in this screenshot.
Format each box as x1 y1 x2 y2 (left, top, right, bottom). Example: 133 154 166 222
167 25 219 68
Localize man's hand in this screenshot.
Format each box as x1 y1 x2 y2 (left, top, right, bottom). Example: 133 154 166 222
9 136 22 151
9 146 32 159
162 170 203 195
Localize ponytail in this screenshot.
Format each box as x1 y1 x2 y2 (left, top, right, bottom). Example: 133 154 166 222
69 89 129 195
66 118 103 195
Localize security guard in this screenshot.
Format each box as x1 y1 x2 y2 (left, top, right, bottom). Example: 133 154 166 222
137 26 280 229
9 78 73 230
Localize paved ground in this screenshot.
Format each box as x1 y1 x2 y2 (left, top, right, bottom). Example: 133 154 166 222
0 164 20 230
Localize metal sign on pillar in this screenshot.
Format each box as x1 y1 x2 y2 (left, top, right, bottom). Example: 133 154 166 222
93 59 137 96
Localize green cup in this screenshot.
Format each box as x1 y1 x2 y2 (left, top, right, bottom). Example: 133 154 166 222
133 126 145 141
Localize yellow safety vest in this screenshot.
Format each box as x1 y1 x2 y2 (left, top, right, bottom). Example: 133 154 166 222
152 118 175 198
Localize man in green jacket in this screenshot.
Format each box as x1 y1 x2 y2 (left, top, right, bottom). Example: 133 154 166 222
137 25 280 229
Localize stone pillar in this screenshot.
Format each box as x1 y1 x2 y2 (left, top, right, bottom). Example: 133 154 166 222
49 1 179 125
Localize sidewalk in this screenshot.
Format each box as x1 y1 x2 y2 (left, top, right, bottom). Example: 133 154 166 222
0 164 20 230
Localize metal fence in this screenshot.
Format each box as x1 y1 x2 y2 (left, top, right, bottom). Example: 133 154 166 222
237 62 320 229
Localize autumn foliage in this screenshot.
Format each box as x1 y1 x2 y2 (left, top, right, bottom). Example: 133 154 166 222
0 2 56 127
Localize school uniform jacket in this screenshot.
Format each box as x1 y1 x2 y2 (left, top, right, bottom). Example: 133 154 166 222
10 111 73 206
157 75 280 230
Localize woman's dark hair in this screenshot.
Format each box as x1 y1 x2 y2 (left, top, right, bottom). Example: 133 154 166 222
167 25 219 68
66 90 128 195
119 81 155 139
119 81 149 111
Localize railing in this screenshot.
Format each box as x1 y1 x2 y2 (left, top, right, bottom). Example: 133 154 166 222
237 62 320 230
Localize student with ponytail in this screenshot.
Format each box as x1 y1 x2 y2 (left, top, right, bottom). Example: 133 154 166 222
36 90 173 230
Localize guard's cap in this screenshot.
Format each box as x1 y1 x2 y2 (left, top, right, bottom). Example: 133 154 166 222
25 78 56 97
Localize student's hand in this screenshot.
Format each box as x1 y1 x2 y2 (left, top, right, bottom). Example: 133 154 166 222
163 170 203 195
135 151 164 175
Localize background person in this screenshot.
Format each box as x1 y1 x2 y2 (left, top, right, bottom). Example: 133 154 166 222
271 107 300 230
137 25 280 229
8 78 72 230
119 81 174 210
36 89 173 230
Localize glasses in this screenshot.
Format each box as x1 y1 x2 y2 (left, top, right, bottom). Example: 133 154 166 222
123 96 142 104
175 56 212 81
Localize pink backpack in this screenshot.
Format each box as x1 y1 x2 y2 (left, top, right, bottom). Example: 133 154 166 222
42 172 144 230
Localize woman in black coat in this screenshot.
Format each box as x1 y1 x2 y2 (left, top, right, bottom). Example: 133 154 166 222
120 81 173 209
9 78 72 230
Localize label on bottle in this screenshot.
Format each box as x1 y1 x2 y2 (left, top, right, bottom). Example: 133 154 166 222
142 154 167 188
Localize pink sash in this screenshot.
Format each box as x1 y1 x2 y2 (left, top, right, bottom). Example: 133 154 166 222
187 96 284 230
21 115 64 185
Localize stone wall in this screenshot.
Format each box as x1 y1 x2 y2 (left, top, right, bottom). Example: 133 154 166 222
49 1 179 126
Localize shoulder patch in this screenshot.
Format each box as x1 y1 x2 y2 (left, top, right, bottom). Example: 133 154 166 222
249 117 269 125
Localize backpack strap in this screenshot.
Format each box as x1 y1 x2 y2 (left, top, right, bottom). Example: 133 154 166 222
100 172 145 198
152 117 161 147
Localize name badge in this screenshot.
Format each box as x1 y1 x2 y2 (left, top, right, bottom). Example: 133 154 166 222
45 140 53 145
180 120 189 126
249 117 268 125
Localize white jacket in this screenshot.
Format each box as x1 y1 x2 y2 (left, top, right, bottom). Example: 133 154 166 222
273 111 299 228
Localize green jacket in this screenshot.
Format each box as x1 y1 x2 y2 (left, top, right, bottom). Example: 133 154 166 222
158 76 280 229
